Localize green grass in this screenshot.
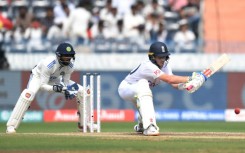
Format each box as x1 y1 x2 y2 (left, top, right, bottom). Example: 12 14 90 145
1 122 245 153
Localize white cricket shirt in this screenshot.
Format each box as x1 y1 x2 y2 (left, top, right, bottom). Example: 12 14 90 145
124 60 173 87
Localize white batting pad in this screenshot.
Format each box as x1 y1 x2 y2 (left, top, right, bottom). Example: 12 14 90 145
7 89 35 129
136 79 156 129
76 94 90 126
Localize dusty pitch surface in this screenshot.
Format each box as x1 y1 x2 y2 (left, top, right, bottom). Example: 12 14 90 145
19 132 245 140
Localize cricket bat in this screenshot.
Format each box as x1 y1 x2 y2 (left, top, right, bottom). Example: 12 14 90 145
202 53 231 78
186 53 231 91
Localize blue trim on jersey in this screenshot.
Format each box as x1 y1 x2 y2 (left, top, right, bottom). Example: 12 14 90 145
47 60 56 69
69 63 74 68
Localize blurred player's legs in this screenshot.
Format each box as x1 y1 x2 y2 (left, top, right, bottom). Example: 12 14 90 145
118 79 159 136
136 79 159 136
6 89 35 133
6 74 40 134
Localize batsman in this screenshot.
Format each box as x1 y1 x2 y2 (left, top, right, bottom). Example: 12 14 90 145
118 42 207 136
6 42 95 133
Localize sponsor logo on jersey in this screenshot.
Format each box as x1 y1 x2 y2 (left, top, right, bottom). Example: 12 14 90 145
154 70 161 75
148 81 156 87
50 76 57 80
25 93 31 98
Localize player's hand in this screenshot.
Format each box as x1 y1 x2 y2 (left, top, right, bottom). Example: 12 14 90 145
67 83 79 91
185 82 197 93
177 83 187 90
53 84 64 92
64 90 78 100
185 74 206 93
190 72 207 82
186 82 199 93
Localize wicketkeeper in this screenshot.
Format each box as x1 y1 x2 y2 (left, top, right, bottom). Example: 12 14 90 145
6 42 95 133
118 41 206 136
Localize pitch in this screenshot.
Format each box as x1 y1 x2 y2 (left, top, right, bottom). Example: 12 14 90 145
1 122 245 153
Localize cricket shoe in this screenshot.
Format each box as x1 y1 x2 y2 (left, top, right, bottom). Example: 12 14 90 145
143 124 159 136
78 122 98 132
134 123 144 133
6 126 16 134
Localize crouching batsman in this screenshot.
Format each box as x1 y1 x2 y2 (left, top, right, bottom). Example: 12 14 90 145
118 42 207 136
6 42 95 133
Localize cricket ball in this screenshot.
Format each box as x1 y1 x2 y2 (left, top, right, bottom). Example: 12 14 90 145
234 108 240 114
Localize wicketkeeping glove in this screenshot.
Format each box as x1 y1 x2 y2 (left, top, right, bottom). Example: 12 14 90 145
67 83 79 91
63 83 79 100
64 90 78 100
53 84 64 92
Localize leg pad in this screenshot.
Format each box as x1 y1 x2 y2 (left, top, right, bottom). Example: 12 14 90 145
6 89 35 129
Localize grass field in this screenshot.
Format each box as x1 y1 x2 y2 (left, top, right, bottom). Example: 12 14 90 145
1 122 245 153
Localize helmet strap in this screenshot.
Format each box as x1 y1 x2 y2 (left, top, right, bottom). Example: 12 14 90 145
150 56 160 68
150 55 169 69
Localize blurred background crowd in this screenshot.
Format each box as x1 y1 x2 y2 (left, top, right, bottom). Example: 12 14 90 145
0 0 201 56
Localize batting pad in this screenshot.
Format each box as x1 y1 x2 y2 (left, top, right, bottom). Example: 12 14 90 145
136 79 156 129
7 89 35 129
76 95 91 126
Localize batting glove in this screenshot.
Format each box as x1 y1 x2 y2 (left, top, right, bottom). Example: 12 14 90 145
186 74 206 93
190 72 207 82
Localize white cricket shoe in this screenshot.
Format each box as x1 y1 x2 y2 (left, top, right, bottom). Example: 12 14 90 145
78 123 98 132
6 126 16 134
143 124 159 136
134 123 144 133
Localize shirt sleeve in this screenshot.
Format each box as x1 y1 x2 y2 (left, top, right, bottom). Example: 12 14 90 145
161 64 173 75
63 63 74 85
40 65 51 85
39 62 53 92
41 84 53 92
63 73 71 85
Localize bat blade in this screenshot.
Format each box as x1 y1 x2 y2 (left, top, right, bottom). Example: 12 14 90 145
202 54 231 78
186 54 230 92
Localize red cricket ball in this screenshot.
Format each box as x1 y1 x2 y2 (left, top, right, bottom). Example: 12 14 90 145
234 108 240 114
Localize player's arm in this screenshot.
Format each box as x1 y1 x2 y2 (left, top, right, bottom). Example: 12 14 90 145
37 62 59 92
39 66 54 92
159 74 191 90
158 74 190 84
171 83 184 89
178 54 230 93
41 76 66 93
167 72 207 90
171 72 207 92
62 73 72 85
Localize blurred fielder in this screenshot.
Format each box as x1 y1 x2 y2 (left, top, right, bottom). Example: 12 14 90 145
6 42 95 133
118 42 206 136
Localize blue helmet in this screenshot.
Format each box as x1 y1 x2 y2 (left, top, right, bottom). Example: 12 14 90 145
148 42 170 67
55 42 75 66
